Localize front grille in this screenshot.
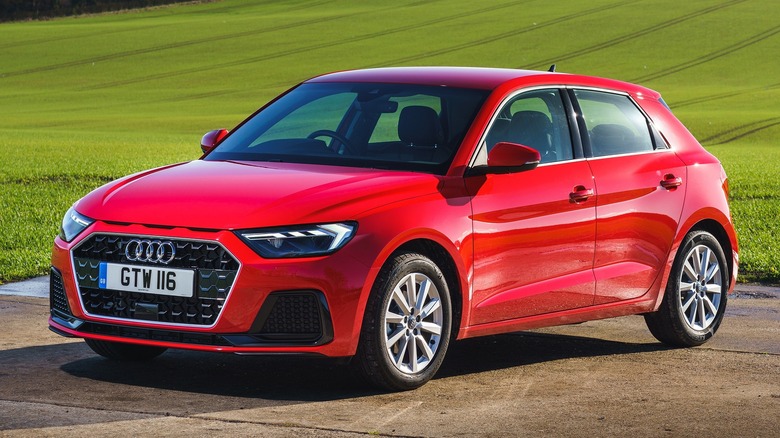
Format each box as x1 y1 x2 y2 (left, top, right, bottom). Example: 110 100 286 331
71 234 239 326
73 234 238 270
50 267 71 316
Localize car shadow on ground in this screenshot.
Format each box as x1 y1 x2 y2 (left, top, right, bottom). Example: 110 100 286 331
51 332 669 402
437 331 668 378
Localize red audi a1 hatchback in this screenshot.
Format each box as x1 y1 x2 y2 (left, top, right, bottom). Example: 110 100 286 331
50 67 738 390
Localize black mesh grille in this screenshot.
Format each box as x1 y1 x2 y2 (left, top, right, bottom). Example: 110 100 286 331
50 268 71 316
260 292 322 336
71 234 239 326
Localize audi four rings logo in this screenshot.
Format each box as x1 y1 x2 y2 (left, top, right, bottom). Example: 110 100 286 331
124 239 176 264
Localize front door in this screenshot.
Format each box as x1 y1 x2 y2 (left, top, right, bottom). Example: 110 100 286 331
467 88 597 325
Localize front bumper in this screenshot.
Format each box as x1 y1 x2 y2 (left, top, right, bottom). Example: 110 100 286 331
49 222 373 357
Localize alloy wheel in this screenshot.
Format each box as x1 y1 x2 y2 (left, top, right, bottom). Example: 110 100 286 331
381 272 444 374
678 244 723 331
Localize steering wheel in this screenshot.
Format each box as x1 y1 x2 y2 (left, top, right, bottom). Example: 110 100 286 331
306 130 357 155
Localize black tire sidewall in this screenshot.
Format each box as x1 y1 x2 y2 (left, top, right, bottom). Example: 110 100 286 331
364 252 452 390
665 231 729 344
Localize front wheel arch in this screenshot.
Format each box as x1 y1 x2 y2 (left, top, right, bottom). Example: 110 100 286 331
393 239 463 338
353 250 454 390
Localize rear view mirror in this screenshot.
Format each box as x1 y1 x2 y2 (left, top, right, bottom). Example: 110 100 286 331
201 129 229 154
486 142 541 174
355 100 399 113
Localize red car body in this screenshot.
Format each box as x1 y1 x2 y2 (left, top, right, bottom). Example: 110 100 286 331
49 67 737 387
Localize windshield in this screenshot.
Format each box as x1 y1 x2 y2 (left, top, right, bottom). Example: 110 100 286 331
205 82 489 174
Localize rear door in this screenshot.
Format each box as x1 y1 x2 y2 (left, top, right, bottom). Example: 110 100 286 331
572 89 686 303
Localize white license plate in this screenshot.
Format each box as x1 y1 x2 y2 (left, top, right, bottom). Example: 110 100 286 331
98 262 194 297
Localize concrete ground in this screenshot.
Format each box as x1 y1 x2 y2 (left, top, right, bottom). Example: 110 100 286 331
0 278 778 437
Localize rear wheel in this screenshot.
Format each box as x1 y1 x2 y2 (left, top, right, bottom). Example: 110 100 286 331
85 339 167 361
645 230 729 346
353 251 452 391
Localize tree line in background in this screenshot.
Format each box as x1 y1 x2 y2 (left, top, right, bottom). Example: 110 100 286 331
0 0 195 22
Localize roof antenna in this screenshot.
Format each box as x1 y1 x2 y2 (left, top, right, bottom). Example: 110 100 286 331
548 64 557 72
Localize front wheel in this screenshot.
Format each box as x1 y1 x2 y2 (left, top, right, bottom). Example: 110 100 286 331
85 339 167 361
353 251 452 391
645 230 729 346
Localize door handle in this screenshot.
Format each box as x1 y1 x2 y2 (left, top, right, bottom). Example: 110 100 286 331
660 174 683 190
569 185 594 203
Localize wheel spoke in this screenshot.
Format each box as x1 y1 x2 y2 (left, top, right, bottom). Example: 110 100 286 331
405 274 417 312
703 295 718 315
705 283 722 294
420 321 442 336
698 247 712 279
679 281 695 291
683 259 698 282
385 310 404 324
698 300 707 328
392 285 412 315
681 293 696 312
705 262 720 283
409 334 418 373
393 334 409 368
420 298 441 319
416 277 431 311
691 247 703 278
386 327 406 349
686 299 697 325
416 335 434 360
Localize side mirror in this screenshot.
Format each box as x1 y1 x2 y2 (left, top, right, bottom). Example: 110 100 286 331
200 129 229 154
486 142 541 174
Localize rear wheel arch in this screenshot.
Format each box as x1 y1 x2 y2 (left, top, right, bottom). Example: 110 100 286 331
689 219 735 283
651 214 736 313
645 229 729 346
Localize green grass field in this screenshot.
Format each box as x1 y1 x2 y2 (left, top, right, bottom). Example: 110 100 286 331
1 0 778 283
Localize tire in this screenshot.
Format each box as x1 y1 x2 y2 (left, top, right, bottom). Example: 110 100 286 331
84 339 167 361
353 251 452 391
645 230 729 347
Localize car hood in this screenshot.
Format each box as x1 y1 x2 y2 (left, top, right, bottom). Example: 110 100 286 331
76 160 445 229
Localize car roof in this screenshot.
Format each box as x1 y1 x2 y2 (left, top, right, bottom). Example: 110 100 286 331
305 67 659 98
306 67 541 89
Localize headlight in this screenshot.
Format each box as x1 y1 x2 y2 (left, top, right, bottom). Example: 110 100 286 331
236 222 357 258
59 206 94 242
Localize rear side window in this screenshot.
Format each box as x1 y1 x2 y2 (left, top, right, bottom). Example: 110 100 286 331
574 89 655 157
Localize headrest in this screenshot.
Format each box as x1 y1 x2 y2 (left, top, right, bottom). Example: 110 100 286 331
507 110 552 149
398 106 441 146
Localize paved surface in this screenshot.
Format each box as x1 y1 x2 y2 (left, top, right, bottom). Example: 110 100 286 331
0 276 49 298
0 278 778 437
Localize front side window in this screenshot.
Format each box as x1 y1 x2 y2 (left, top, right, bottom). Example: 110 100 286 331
483 89 573 164
207 82 488 174
574 89 655 157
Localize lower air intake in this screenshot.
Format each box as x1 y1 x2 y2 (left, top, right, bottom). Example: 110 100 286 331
50 267 71 316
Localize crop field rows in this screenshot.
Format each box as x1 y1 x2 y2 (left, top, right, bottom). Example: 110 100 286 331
0 0 778 283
